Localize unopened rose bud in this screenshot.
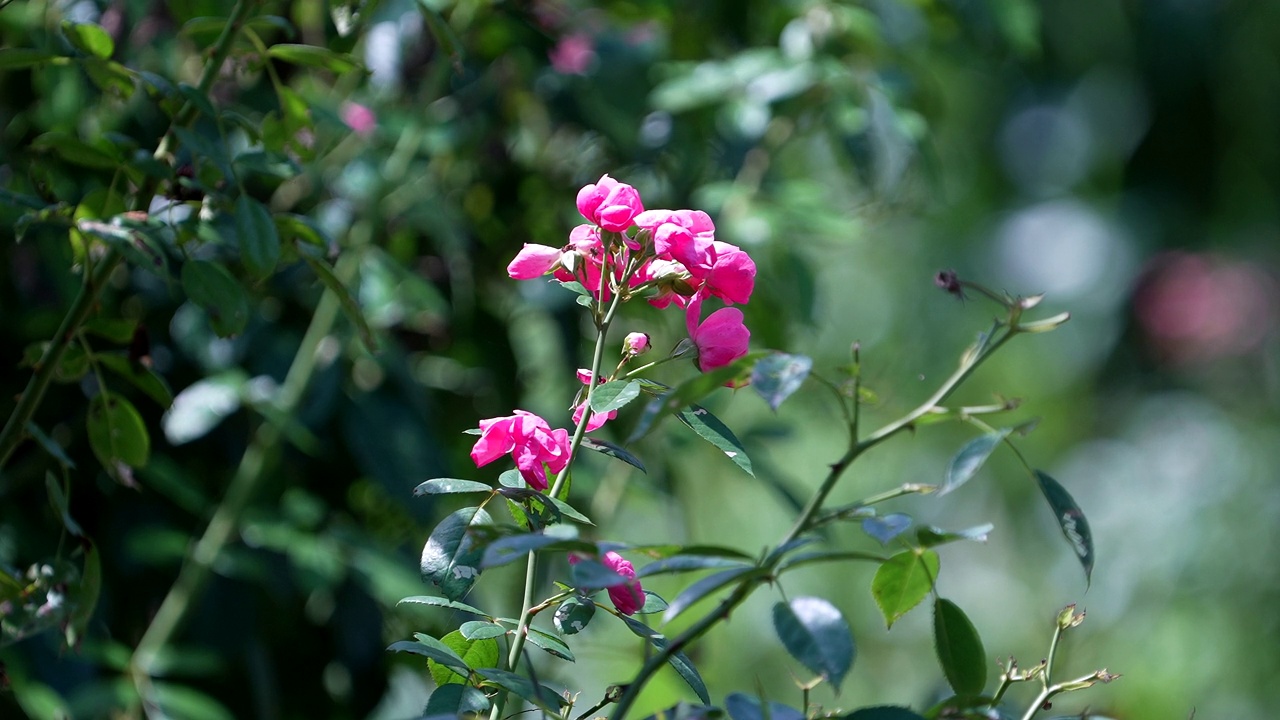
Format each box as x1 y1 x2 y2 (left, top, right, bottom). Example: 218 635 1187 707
624 332 650 356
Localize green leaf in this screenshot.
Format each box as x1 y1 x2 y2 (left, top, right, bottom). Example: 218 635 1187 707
429 630 500 686
423 684 490 716
663 567 761 623
82 317 138 343
32 132 118 170
626 543 754 561
66 542 101 648
45 472 84 537
751 353 812 412
554 596 596 634
590 380 642 413
941 431 1009 496
933 598 987 696
415 0 465 72
266 44 360 74
638 591 669 614
617 615 711 704
27 423 75 469
724 693 805 720
301 254 377 352
460 620 506 640
181 260 250 337
915 524 994 548
842 707 927 720
481 533 593 569
772 597 855 689
871 550 939 628
87 392 150 471
525 626 575 661
629 351 769 440
580 437 646 473
0 49 65 70
149 682 235 720
413 478 493 496
388 634 469 677
162 372 246 445
639 702 725 720
96 353 174 407
474 668 564 709
546 495 593 525
1034 470 1094 584
397 595 489 617
675 404 753 476
61 21 115 59
420 507 491 600
235 195 281 278
570 558 630 588
636 555 752 578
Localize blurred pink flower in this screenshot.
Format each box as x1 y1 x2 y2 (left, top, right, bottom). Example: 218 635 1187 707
470 410 571 491
549 33 596 75
687 297 750 372
340 102 377 138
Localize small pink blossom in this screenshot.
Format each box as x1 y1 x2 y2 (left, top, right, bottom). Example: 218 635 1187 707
602 551 645 615
577 175 644 232
340 102 377 138
571 369 615 432
507 243 563 279
624 332 650 355
470 410 571 491
687 298 750 372
549 33 596 75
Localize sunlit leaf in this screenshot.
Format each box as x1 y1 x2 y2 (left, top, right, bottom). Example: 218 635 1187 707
459 620 506 640
1034 470 1094 584
941 430 1009 496
61 22 114 59
423 684 490 716
915 524 994 548
397 595 489 617
871 550 939 628
933 598 986 696
675 404 753 476
772 597 855 689
554 596 596 634
389 633 468 678
413 478 494 496
163 372 246 445
87 392 150 471
429 630 499 686
475 668 565 709
525 626 574 661
266 44 360 74
0 49 65 70
420 507 491 600
751 353 812 412
589 380 642 414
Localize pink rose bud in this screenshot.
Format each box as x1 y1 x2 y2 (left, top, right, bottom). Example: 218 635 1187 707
602 551 645 615
507 243 563 279
576 175 644 231
624 332 650 356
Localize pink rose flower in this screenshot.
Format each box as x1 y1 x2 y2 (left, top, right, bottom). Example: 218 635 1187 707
571 369 615 432
602 551 644 615
470 410 571 491
507 243 563 279
687 297 750 372
576 175 644 232
701 242 756 305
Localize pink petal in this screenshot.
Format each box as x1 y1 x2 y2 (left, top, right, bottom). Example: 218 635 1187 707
507 244 562 279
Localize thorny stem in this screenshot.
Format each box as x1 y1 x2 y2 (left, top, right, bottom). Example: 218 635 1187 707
610 323 1023 719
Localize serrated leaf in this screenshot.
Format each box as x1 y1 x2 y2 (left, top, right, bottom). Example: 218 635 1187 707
460 620 506 640
628 351 770 440
941 431 1010 496
413 478 493 496
425 630 499 686
663 567 762 624
862 513 913 545
675 404 753 476
843 707 927 720
525 626 575 661
915 524 994 548
547 495 593 525
751 353 812 412
1034 470 1094 584
474 668 564 709
87 392 150 470
590 380 642 413
61 21 114 59
725 694 805 720
266 44 359 74
420 507 491 600
617 614 711 704
397 595 489 617
388 635 468 676
181 260 250 337
871 550 939 628
580 436 646 473
636 555 752 578
933 598 987 696
773 597 855 689
235 195 280 277
638 591 669 614
423 684 490 716
554 596 596 635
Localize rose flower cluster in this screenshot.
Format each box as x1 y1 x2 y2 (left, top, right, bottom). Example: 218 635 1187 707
468 175 758 613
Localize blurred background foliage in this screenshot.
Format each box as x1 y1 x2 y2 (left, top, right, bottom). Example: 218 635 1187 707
1 0 1278 718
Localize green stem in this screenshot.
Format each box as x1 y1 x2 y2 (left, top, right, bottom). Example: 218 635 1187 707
130 251 353 687
610 326 1019 719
